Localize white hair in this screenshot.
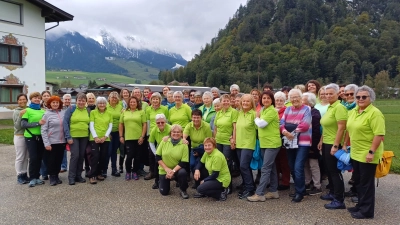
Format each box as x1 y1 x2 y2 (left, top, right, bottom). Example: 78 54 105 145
63 94 71 99
230 84 240 92
96 97 107 105
150 92 162 101
173 91 183 98
170 124 183 133
344 84 358 93
210 87 219 92
356 85 376 102
202 91 213 100
155 113 167 121
325 83 339 93
274 91 286 101
213 98 221 105
288 89 303 101
303 92 317 107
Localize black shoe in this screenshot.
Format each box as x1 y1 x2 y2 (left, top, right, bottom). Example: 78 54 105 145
219 188 228 201
347 206 359 213
351 211 373 219
152 182 159 189
111 171 121 177
68 179 75 185
289 193 296 197
42 175 49 180
345 190 357 197
324 200 346 209
56 176 62 184
239 190 254 199
351 196 359 203
291 194 303 203
277 185 290 191
49 175 57 186
305 184 311 191
75 177 86 183
180 191 189 199
193 193 206 198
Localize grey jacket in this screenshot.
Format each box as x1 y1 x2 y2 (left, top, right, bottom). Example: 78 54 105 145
13 107 26 135
41 109 66 147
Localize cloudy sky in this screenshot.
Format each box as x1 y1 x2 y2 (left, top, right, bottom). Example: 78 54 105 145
46 0 247 60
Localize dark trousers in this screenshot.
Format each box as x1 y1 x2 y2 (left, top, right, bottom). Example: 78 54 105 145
217 144 233 188
106 131 120 173
148 145 156 174
159 168 188 196
40 153 48 177
236 148 255 192
25 137 45 180
349 158 360 193
84 143 91 171
353 160 377 217
275 146 291 186
119 142 125 170
88 141 109 178
322 144 344 202
68 137 88 180
125 140 140 173
45 143 66 176
196 166 224 199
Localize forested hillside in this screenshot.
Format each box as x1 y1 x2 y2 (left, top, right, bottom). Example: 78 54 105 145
158 0 400 92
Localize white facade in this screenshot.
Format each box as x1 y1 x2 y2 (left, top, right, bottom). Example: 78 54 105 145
0 0 46 112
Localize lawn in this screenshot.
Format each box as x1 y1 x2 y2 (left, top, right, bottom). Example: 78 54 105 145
0 129 14 145
0 119 13 126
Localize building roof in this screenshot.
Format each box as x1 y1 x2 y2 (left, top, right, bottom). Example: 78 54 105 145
26 0 74 23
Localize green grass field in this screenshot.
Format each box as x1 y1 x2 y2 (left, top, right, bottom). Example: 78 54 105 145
46 71 139 87
109 58 159 83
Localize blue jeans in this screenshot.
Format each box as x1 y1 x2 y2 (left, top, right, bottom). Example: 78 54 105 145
286 146 309 196
190 145 204 173
105 131 120 173
40 155 48 177
61 149 68 170
236 148 255 192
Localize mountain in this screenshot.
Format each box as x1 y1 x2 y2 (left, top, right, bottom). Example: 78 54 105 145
46 31 187 75
158 0 400 92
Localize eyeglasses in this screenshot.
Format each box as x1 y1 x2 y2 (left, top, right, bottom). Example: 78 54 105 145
156 122 165 125
356 95 369 100
345 93 354 97
190 94 195 97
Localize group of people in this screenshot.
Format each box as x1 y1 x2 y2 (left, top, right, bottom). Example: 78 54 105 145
13 81 384 219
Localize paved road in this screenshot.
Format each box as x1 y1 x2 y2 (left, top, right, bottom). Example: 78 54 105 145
0 144 399 225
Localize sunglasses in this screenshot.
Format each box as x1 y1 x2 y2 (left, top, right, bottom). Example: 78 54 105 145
356 95 369 100
156 122 165 125
345 93 354 97
190 94 195 97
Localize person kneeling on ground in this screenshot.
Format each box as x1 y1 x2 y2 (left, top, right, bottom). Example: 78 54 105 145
156 124 189 199
193 137 231 201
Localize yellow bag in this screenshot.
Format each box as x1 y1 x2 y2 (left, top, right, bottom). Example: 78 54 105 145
375 151 395 178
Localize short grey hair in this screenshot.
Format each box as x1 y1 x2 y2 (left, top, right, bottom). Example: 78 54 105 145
235 93 243 98
167 91 174 96
274 91 286 101
194 91 202 97
155 113 167 121
96 97 107 105
325 83 339 93
63 94 71 99
202 91 213 100
170 124 183 133
356 85 376 102
210 87 219 93
344 84 358 93
173 91 183 98
303 92 317 107
230 84 240 92
213 98 220 105
76 93 87 101
150 92 162 101
288 89 303 101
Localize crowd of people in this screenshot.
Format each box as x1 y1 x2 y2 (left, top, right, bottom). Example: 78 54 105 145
13 81 385 219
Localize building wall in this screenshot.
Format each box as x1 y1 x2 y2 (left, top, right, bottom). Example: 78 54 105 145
0 0 46 112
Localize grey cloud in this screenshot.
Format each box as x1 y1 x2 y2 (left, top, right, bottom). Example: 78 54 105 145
46 0 247 60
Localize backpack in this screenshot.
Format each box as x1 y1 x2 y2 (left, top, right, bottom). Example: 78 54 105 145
375 151 395 186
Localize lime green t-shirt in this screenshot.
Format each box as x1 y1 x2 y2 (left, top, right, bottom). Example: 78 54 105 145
200 149 231 188
168 104 192 128
146 105 169 132
258 106 281 148
214 107 238 145
22 108 45 137
70 107 89 138
141 101 149 111
347 104 385 164
119 109 146 140
89 109 112 141
183 121 212 148
156 139 189 175
320 100 348 144
236 109 257 150
107 103 123 132
149 124 171 144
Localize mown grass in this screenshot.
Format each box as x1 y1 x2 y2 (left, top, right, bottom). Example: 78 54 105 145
0 119 13 126
0 129 14 145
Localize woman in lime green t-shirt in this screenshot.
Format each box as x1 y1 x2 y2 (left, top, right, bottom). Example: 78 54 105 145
88 97 113 184
343 86 385 219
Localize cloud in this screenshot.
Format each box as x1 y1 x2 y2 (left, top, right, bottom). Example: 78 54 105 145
46 0 247 60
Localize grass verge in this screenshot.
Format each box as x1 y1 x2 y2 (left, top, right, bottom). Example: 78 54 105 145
0 129 14 145
0 119 13 126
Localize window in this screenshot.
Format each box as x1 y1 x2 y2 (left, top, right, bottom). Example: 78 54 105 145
0 44 22 65
0 85 23 104
0 0 22 25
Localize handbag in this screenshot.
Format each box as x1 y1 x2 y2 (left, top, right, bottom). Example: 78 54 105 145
250 139 263 170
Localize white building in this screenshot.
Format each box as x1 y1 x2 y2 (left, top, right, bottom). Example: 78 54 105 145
0 0 73 113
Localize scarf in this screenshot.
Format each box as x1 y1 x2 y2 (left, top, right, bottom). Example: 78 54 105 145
343 101 356 111
29 103 41 110
87 105 96 110
171 138 181 146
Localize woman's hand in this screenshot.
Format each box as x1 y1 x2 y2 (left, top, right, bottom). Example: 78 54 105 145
39 119 46 125
138 136 144 145
366 153 374 163
19 109 26 117
45 146 52 151
330 146 338 156
182 139 189 145
194 170 200 181
317 141 323 151
283 130 294 141
67 139 73 145
94 137 100 143
119 137 125 144
166 168 174 179
162 136 169 142
230 137 236 150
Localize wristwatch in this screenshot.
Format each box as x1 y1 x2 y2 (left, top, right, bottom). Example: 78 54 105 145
368 150 374 154
172 169 176 173
333 145 338 149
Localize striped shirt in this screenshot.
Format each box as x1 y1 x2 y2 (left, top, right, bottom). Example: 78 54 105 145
279 105 312 146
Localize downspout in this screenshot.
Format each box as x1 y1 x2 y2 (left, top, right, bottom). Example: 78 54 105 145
45 21 59 32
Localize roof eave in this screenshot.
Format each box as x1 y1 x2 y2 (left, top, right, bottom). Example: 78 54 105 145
26 0 74 22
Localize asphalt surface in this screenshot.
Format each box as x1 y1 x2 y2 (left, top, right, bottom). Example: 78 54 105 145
1 144 399 225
